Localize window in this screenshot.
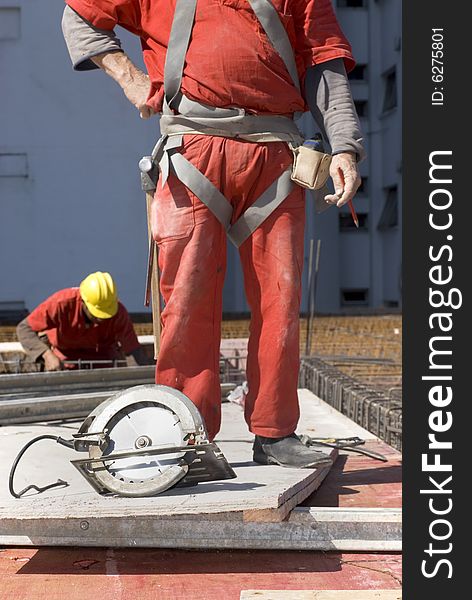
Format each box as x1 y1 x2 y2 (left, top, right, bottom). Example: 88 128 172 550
354 100 368 118
0 8 21 40
378 186 399 229
357 176 368 195
348 64 368 81
383 68 397 112
341 289 369 306
0 153 28 177
339 212 368 231
338 0 366 7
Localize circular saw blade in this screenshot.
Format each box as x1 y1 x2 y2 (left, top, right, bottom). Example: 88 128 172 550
89 399 189 497
102 402 185 483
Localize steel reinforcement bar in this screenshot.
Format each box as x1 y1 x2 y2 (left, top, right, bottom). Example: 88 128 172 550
299 357 402 451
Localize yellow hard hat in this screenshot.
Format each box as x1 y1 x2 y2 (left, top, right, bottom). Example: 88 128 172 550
79 272 118 319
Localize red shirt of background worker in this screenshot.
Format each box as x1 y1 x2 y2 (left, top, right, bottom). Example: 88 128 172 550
16 272 149 370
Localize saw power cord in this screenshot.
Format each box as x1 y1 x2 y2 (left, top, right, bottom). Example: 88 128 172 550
9 434 75 498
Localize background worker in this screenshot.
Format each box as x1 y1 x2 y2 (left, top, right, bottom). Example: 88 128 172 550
17 271 150 371
61 0 364 468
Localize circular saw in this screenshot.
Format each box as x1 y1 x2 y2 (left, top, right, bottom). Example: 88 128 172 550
71 385 236 496
9 385 236 498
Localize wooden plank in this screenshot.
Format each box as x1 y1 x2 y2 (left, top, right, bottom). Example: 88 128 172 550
0 395 339 522
0 336 154 354
0 383 235 424
0 507 401 550
0 336 244 355
242 463 334 523
0 447 337 518
0 365 155 394
240 592 401 600
0 341 22 352
0 390 114 424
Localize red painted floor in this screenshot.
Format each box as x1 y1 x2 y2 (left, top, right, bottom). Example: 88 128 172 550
0 548 401 600
303 441 402 508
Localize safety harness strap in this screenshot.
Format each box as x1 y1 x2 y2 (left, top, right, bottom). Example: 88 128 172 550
160 93 303 142
158 136 294 247
157 0 302 247
171 153 233 231
170 154 294 248
227 167 294 246
247 0 300 92
163 0 197 109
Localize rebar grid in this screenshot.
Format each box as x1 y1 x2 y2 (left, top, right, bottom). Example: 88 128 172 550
299 357 402 451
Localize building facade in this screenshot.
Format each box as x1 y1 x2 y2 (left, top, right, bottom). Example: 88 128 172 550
0 0 401 317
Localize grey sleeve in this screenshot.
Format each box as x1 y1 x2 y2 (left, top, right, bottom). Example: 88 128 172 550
305 59 366 162
16 318 50 362
61 5 123 71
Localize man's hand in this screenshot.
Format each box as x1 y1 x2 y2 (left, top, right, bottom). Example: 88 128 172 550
324 152 361 207
91 52 155 119
121 70 154 119
42 349 63 372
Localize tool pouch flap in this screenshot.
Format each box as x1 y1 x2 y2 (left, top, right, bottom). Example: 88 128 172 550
291 146 332 190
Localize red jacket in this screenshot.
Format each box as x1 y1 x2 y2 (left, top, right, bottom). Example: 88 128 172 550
27 287 140 361
66 0 354 115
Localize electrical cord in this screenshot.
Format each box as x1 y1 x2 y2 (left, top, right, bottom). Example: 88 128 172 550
9 435 75 498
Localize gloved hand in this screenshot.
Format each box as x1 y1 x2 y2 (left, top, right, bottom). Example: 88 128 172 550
324 151 361 207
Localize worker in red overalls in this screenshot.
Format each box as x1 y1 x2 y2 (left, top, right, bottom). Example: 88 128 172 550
62 0 364 468
17 272 150 370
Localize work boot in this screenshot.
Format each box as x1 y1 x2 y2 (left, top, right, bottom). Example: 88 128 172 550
253 433 333 469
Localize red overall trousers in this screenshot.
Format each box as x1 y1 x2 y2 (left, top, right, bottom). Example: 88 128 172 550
65 0 354 441
153 134 305 441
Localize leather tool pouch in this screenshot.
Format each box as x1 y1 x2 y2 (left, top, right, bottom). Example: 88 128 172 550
291 146 332 190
